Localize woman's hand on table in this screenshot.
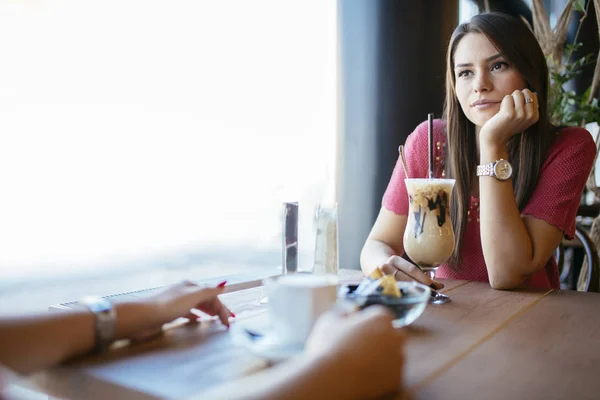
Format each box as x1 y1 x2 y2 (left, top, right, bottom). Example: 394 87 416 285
305 306 405 398
201 306 405 399
131 281 234 341
379 255 444 290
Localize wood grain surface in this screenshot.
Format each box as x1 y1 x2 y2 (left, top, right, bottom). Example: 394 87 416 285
414 290 600 400
404 282 549 391
35 272 600 400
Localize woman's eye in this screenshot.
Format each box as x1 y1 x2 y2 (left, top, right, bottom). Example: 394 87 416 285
457 70 471 78
491 61 508 71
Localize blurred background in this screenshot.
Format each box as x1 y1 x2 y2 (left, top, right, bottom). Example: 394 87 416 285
0 0 595 312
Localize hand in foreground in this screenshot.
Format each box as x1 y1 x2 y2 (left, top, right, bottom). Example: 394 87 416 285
305 306 406 399
379 255 444 290
132 281 234 341
480 88 539 147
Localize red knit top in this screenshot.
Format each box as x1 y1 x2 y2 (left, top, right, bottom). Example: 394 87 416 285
382 119 596 289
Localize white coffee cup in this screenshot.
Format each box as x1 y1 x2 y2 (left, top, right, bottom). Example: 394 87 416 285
265 274 339 345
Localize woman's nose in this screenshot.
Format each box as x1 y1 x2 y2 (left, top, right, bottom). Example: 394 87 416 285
473 72 491 92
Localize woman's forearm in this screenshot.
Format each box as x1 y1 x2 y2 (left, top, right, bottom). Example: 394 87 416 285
0 301 155 375
360 239 399 275
0 311 96 375
199 353 367 400
479 145 535 288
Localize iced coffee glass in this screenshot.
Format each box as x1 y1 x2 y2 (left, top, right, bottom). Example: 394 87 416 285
403 178 455 304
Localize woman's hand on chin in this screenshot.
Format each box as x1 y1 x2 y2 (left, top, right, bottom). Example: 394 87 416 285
479 88 539 148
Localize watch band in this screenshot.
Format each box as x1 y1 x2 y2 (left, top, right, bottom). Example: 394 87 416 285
477 159 512 181
476 162 495 177
79 296 116 353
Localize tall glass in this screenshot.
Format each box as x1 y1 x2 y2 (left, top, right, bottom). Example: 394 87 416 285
403 178 455 304
313 203 339 275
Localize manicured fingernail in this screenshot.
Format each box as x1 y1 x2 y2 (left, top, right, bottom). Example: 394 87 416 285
217 281 227 288
230 312 236 318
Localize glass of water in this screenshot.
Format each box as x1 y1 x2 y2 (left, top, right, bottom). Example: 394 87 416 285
313 203 339 275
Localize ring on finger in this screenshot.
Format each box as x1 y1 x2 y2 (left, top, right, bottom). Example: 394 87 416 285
524 97 533 104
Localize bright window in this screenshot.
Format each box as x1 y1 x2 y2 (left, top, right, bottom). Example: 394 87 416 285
0 1 337 311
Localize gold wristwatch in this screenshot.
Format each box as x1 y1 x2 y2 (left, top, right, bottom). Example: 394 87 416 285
476 159 513 181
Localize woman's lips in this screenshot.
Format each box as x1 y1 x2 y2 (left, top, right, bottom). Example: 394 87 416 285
471 101 500 109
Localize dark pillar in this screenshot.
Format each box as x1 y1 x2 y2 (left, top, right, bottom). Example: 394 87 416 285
337 0 458 269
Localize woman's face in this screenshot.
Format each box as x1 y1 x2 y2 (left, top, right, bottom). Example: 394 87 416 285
453 33 527 131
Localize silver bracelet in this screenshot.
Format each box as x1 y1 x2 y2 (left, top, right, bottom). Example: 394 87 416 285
79 296 116 353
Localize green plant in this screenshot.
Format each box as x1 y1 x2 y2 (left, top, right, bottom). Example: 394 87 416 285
549 42 600 126
530 0 600 127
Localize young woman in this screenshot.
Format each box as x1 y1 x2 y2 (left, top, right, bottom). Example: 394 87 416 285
361 12 596 290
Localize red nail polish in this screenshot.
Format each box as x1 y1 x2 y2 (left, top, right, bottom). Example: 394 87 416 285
230 312 236 318
217 281 227 288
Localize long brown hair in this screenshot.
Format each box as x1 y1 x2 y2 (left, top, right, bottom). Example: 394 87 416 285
444 12 555 267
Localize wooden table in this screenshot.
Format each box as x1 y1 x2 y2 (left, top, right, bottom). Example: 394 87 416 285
36 270 600 400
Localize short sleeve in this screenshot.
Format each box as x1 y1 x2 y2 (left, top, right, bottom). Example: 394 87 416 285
382 119 447 215
521 127 596 239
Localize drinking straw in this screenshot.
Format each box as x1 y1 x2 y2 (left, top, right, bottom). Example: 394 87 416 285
428 113 434 179
399 145 409 179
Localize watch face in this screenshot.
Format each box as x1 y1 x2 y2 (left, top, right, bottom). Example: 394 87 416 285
494 159 513 180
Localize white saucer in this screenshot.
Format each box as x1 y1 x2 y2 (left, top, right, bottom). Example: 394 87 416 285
230 322 305 363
